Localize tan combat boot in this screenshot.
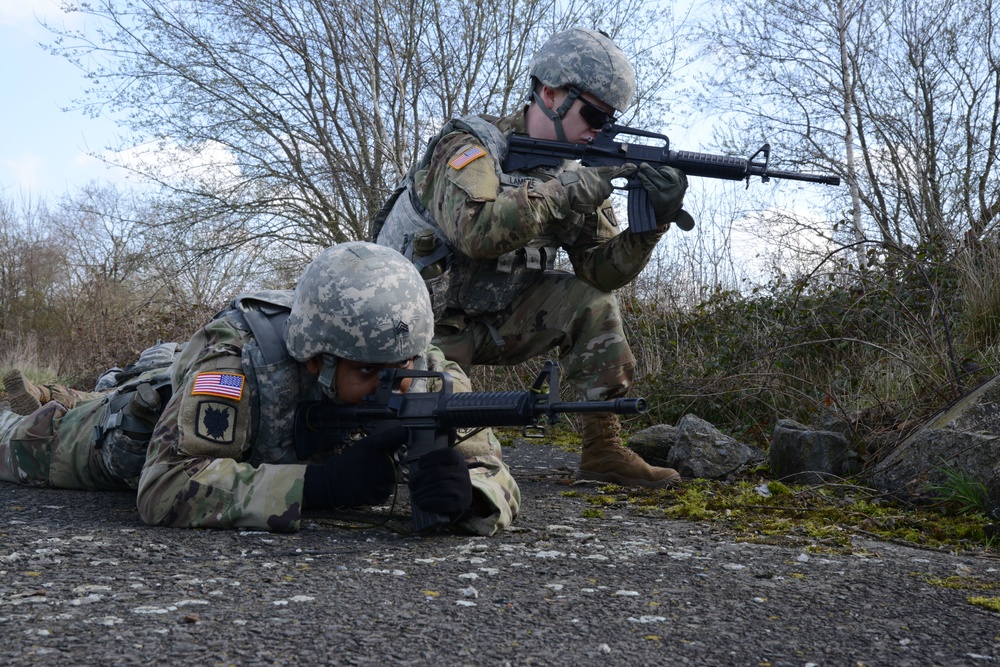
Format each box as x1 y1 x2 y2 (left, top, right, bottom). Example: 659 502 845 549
1 370 97 414
3 370 45 415
578 413 681 488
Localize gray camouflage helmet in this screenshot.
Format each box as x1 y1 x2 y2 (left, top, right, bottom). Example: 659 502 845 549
528 28 636 112
284 242 433 365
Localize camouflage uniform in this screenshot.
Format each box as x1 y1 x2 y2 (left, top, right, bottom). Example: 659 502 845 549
0 294 519 536
376 29 683 488
400 109 665 401
0 370 165 492
376 110 665 399
2 342 183 415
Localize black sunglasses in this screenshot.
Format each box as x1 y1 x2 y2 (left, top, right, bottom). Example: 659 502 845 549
577 96 617 130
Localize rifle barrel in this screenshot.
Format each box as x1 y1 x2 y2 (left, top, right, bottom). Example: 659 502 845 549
758 168 841 186
549 398 646 415
505 130 842 188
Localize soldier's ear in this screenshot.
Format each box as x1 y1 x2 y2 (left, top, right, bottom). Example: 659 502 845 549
539 85 561 111
304 356 324 375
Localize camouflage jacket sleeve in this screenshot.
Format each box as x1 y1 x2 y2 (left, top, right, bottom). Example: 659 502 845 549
136 316 305 532
425 346 521 536
564 209 666 292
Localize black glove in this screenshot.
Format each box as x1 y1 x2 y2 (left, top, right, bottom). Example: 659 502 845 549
558 164 636 214
636 163 695 231
408 447 473 522
302 426 406 510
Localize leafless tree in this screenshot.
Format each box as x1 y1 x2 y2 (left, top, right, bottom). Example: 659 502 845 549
692 0 1000 264
0 194 66 347
46 0 678 252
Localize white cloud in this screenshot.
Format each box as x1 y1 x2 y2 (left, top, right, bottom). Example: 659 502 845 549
2 153 43 192
108 139 241 189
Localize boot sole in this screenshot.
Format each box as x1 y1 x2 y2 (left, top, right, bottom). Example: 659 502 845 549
3 371 42 416
577 469 682 489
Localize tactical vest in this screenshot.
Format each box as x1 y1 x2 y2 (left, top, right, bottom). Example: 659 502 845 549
92 369 173 489
90 290 306 484
223 290 325 466
373 114 560 316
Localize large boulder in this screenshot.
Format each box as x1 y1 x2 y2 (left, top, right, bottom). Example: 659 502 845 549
668 414 764 479
865 375 1000 508
626 424 678 468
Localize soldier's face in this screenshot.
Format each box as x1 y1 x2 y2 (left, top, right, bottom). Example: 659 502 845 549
334 358 415 404
541 88 615 143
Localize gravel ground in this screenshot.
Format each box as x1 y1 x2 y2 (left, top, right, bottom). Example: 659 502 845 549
2 440 1000 666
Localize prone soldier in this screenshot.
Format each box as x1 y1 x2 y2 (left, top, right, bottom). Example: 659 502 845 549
0 243 520 535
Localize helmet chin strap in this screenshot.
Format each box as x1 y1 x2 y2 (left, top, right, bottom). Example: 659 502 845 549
532 86 583 142
318 353 338 400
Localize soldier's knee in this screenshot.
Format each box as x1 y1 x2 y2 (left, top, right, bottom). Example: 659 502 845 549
5 401 68 486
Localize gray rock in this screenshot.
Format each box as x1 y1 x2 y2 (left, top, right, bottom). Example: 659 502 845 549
866 427 1000 501
667 414 765 479
866 375 1000 504
769 418 855 484
626 423 678 468
984 467 1000 521
924 374 1000 432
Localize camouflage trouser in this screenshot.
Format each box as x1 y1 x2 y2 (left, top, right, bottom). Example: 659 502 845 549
0 398 134 491
434 271 635 400
42 385 106 410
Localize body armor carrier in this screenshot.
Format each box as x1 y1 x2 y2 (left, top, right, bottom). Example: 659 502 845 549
374 114 559 317
225 291 318 466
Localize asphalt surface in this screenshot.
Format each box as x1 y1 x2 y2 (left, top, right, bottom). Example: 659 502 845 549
2 441 1000 666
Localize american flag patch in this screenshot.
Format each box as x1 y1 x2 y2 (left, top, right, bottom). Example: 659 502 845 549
449 145 487 170
191 372 245 400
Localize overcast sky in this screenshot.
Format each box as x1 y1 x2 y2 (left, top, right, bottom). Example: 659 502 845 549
0 0 127 202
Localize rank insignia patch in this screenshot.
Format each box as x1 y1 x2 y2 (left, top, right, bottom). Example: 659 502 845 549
191 372 245 400
195 400 237 444
449 145 487 170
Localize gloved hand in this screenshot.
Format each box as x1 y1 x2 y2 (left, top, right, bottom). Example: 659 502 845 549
636 163 695 231
302 426 406 510
558 164 636 214
408 447 473 522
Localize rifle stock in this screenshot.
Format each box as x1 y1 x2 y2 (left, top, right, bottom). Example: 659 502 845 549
293 360 645 531
503 124 841 233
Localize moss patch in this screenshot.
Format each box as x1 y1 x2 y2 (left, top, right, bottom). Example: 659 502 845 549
572 476 998 553
968 596 1000 613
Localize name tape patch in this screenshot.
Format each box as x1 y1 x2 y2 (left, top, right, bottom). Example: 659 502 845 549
449 145 487 170
191 372 245 400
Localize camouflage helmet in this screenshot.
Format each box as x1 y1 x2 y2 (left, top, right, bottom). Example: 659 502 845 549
284 242 433 365
528 28 636 112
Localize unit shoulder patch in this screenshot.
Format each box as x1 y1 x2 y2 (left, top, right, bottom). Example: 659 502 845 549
194 400 238 444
